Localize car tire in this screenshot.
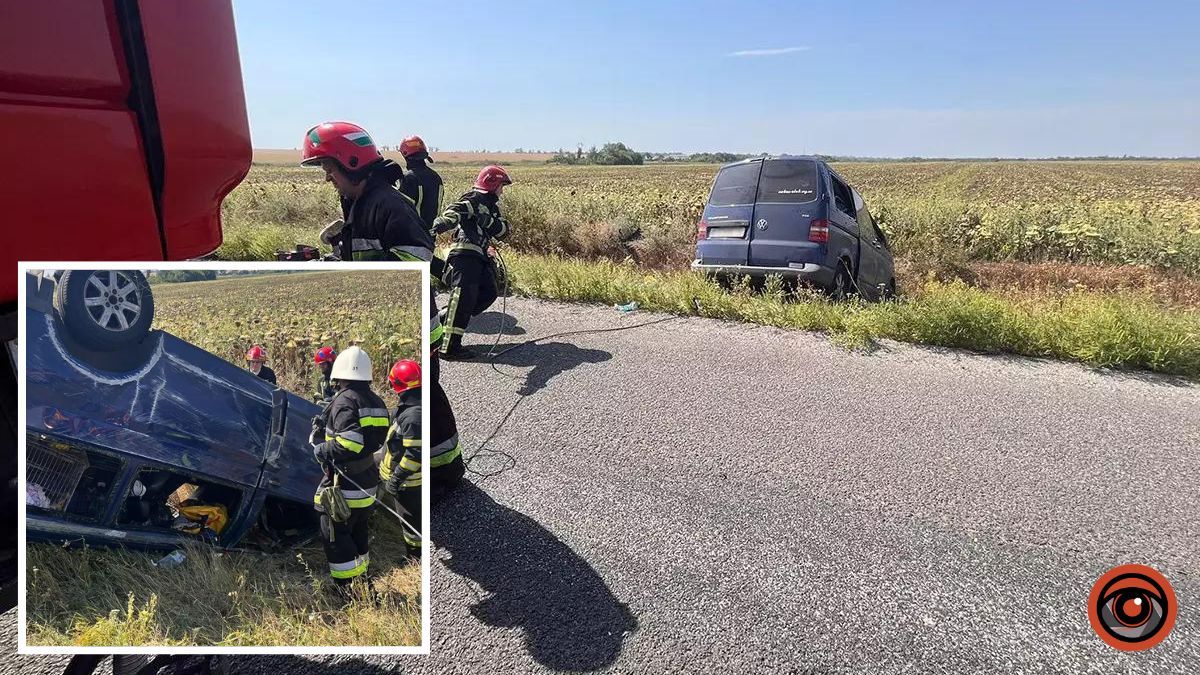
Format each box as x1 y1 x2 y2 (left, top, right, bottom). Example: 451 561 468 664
828 261 853 301
53 270 155 351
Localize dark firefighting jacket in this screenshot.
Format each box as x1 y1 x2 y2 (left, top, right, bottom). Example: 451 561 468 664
337 160 435 262
432 189 511 259
312 382 388 510
380 388 422 496
399 155 443 230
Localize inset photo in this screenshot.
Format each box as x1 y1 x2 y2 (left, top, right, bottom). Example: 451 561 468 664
16 263 430 652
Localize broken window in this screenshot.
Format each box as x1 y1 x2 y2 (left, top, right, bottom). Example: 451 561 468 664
117 467 244 542
27 434 122 523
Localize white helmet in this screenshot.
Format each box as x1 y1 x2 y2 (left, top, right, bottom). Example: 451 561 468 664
330 345 373 382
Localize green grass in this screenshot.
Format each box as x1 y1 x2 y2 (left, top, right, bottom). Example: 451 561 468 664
502 252 1200 378
26 518 421 647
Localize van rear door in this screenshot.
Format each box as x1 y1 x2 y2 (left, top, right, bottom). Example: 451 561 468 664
697 161 762 266
748 159 823 268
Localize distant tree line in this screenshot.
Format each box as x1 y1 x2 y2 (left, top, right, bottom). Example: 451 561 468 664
549 143 645 165
151 270 217 284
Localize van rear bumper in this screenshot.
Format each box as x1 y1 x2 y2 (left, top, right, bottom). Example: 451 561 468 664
691 261 835 287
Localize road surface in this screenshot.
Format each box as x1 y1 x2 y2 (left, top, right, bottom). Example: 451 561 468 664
7 296 1199 673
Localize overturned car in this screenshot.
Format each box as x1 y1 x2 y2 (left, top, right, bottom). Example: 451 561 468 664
24 271 323 551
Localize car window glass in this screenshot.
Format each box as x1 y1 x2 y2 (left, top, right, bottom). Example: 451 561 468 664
707 163 760 206
830 174 856 219
852 189 879 240
755 160 818 203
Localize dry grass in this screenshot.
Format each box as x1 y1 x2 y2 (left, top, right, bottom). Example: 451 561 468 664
26 518 421 647
969 261 1200 310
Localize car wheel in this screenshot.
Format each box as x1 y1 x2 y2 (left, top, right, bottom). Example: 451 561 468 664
828 261 853 301
53 270 154 351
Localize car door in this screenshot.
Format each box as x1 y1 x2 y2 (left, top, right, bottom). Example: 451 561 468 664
747 159 824 269
255 388 326 505
697 161 762 266
851 188 889 298
824 167 860 272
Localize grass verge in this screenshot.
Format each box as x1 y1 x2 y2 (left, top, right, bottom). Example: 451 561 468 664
501 252 1200 379
26 518 421 647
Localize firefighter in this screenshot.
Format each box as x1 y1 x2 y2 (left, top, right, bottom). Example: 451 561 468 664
308 346 387 589
379 359 423 558
398 136 442 230
245 345 276 384
427 305 465 496
428 368 465 501
312 346 336 403
433 165 514 359
300 121 435 263
398 135 449 285
302 121 459 514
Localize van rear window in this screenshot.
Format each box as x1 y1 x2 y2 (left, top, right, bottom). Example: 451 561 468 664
756 160 818 203
707 163 761 206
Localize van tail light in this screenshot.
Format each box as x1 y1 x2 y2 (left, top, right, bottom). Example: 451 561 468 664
808 219 830 243
697 219 708 240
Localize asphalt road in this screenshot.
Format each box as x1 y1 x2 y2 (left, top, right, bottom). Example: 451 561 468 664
6 296 1199 674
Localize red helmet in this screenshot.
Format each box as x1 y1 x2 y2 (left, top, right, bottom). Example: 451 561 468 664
245 345 267 362
300 121 382 171
473 165 513 193
399 135 428 157
388 360 422 393
314 346 336 364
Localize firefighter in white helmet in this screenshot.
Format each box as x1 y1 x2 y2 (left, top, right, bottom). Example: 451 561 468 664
308 346 388 589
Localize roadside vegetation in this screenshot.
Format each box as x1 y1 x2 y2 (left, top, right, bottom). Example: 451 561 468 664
26 518 420 647
220 161 1200 377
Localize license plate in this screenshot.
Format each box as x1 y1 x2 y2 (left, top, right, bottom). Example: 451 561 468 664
707 226 746 239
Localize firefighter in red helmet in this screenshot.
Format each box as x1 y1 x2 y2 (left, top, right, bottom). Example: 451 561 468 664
245 345 276 385
300 121 434 263
378 358 463 559
379 359 424 557
399 135 449 285
312 346 337 403
398 136 443 230
432 165 514 359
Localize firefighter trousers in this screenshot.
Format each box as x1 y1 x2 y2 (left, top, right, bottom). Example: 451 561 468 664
385 486 422 554
443 253 497 350
320 506 372 585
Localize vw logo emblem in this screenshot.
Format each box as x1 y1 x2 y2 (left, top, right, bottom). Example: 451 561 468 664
756 219 768 230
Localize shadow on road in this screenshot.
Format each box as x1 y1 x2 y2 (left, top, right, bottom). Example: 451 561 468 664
486 341 611 396
227 657 399 675
433 481 638 672
467 311 527 337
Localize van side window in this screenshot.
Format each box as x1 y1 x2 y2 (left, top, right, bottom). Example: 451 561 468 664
829 173 856 219
852 189 881 242
857 202 887 248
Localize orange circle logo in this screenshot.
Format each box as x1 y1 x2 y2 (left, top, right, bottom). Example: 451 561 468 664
1088 564 1177 651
